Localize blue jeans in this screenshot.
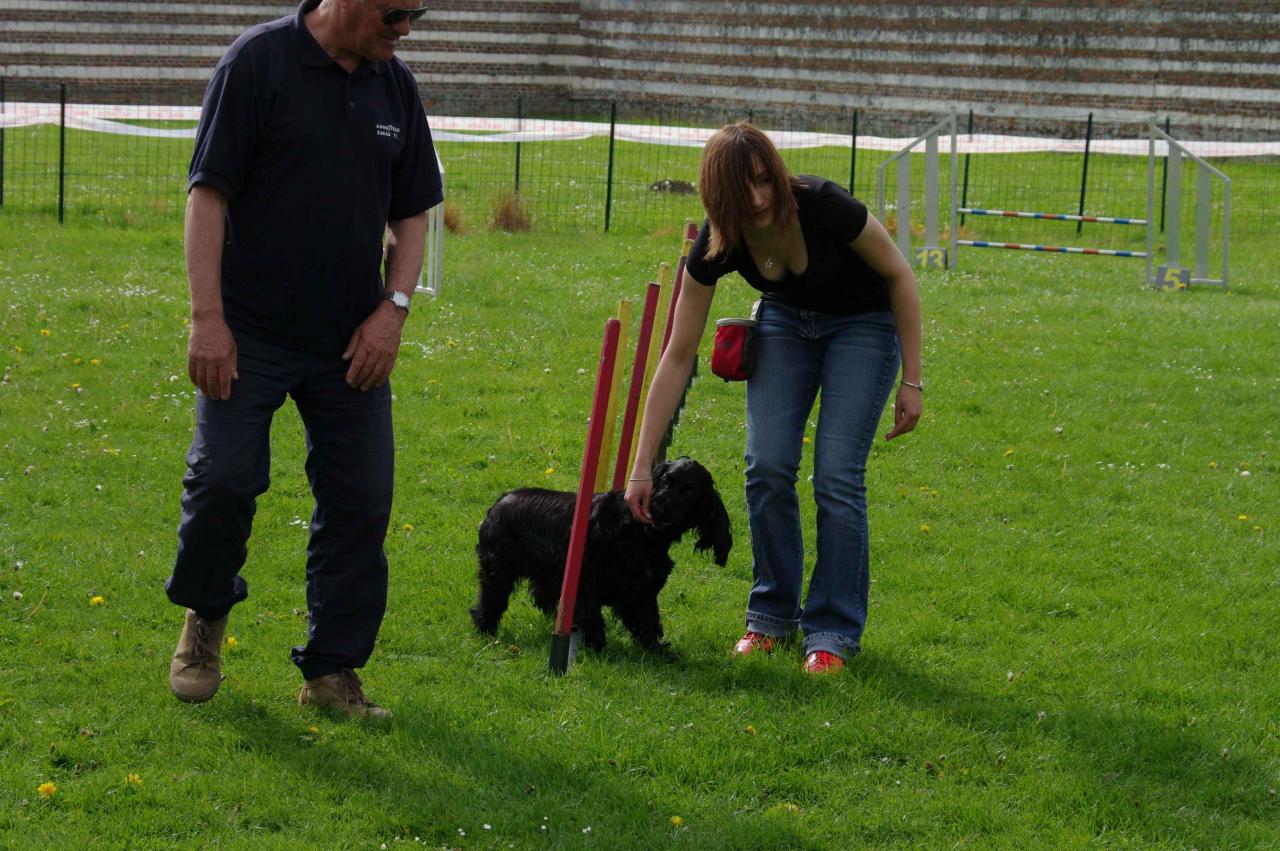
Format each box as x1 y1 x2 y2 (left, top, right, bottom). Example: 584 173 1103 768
743 302 900 660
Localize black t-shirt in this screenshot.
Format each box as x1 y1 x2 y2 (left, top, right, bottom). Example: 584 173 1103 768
189 0 443 353
685 176 890 315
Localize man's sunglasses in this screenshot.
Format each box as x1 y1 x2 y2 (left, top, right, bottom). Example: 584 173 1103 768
379 3 429 26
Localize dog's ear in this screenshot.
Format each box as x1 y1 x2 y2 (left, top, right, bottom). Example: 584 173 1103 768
694 483 733 567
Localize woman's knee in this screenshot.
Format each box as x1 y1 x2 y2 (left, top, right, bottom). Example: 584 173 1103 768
812 465 866 508
744 447 800 491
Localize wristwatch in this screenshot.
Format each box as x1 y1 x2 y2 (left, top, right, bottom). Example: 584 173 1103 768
384 290 410 314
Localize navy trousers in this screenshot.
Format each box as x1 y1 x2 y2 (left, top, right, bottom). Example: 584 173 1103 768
165 332 394 680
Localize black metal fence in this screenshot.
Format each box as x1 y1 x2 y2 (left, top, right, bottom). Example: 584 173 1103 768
2 79 1277 246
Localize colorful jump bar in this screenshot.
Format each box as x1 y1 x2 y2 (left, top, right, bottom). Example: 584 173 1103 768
956 240 1146 258
958 208 1147 225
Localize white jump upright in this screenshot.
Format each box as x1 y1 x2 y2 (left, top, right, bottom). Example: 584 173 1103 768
1146 124 1230 290
876 115 958 270
417 151 446 297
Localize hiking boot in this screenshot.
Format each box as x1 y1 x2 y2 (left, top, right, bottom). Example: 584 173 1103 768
733 630 776 656
802 650 844 675
169 609 227 703
299 669 391 720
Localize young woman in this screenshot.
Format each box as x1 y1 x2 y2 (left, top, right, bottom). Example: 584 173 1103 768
624 122 922 674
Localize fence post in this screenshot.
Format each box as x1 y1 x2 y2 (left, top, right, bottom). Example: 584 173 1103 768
603 101 617 232
514 96 522 195
1076 112 1093 235
848 109 858 194
0 77 6 209
1159 116 1170 232
59 83 67 224
960 109 973 226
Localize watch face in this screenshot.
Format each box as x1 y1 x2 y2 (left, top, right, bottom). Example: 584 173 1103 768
390 292 409 308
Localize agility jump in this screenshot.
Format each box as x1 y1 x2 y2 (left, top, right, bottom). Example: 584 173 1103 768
881 117 1230 288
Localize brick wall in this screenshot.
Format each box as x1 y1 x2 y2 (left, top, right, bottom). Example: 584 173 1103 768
2 0 1276 138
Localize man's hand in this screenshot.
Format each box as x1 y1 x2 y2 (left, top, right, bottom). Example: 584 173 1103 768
187 316 238 400
343 300 406 390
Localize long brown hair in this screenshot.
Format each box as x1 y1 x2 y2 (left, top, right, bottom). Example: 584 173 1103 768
699 121 800 260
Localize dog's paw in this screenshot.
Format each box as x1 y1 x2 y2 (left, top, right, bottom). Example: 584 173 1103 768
649 641 681 662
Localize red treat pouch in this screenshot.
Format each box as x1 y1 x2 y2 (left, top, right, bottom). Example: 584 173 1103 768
712 306 760 382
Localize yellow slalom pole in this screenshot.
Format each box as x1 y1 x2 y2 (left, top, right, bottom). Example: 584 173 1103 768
625 262 672 476
595 299 631 492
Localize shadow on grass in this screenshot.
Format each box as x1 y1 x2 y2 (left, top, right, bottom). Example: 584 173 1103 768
196 685 819 849
665 645 1277 838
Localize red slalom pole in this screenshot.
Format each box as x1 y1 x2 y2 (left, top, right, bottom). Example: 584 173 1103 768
661 219 699 355
549 318 621 675
611 282 660 492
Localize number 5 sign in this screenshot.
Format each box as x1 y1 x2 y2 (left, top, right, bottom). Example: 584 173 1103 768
1154 265 1190 290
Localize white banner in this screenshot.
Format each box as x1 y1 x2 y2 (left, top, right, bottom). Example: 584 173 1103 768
1 102 1277 157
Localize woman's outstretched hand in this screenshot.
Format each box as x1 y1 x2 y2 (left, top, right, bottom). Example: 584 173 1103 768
624 477 654 524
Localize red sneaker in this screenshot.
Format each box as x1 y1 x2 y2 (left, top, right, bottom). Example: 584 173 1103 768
732 631 776 656
803 651 844 674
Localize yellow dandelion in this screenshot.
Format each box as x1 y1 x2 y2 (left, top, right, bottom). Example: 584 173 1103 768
125 773 142 787
73 357 83 365
41 329 51 337
744 725 756 736
402 523 414 532
446 338 457 347
89 595 105 606
670 816 684 827
1209 461 1218 469
1238 515 1248 522
919 524 931 533
1003 448 1015 458
225 636 238 647
37 782 57 798
802 436 812 444
70 383 81 390
90 358 101 366
545 467 555 475
307 726 320 735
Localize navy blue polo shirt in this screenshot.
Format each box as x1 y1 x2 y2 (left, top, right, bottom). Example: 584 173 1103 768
189 0 443 353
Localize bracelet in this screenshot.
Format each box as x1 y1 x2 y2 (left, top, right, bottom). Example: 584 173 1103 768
900 379 923 391
628 477 652 482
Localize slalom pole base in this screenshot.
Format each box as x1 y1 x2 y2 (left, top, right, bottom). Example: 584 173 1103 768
547 627 581 675
548 633 571 675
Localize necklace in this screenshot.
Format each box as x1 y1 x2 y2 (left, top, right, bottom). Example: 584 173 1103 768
761 228 782 270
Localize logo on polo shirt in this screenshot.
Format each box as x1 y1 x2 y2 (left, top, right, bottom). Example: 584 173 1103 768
376 123 401 141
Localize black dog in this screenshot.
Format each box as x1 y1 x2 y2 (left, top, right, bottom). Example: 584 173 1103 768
471 458 731 655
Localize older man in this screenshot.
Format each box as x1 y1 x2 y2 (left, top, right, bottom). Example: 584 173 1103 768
165 0 441 718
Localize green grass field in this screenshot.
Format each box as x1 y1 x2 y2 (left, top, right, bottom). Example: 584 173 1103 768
1 178 1277 849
